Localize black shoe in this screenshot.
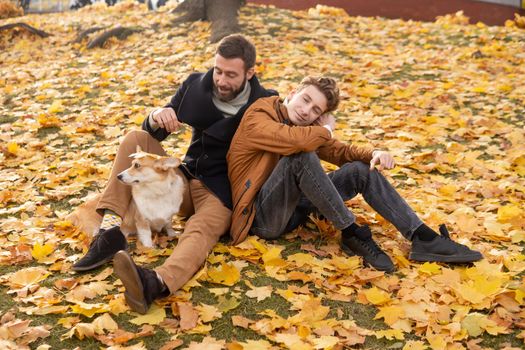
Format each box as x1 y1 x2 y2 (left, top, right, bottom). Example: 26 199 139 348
72 226 128 272
341 225 395 273
409 224 483 263
113 250 169 314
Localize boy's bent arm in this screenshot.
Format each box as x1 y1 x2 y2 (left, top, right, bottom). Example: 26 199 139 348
243 109 332 156
317 139 374 166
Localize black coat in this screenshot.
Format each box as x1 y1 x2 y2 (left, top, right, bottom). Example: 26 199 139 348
142 69 277 209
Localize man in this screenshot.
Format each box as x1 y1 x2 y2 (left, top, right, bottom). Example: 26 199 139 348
227 76 482 273
72 34 277 314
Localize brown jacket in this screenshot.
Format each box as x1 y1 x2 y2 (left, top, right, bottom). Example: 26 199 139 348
227 96 374 245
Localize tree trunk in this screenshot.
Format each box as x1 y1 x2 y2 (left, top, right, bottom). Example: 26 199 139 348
173 0 242 43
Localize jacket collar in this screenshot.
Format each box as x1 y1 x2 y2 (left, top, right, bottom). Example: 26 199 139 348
274 97 290 125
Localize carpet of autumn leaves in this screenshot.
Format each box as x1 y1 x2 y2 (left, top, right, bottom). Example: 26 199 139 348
1 2 525 349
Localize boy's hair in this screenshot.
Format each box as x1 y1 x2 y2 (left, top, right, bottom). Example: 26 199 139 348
297 76 340 113
216 34 256 71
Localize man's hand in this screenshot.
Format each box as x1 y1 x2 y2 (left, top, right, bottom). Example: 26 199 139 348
314 113 336 131
152 108 182 133
370 150 395 171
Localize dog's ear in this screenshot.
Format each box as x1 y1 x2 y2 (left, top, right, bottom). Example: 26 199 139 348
155 157 181 171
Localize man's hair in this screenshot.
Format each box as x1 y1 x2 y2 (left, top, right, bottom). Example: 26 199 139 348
216 34 256 70
297 76 340 113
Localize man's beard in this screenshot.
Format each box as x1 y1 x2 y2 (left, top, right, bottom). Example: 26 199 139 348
214 78 247 102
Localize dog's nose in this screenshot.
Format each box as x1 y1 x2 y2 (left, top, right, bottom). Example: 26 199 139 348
117 174 123 180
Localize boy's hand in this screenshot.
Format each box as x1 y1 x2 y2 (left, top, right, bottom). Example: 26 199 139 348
152 108 182 132
314 113 336 131
370 150 395 171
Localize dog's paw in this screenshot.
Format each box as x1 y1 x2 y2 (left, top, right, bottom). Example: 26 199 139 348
139 237 155 248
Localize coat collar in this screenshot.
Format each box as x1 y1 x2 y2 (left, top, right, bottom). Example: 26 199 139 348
274 97 291 125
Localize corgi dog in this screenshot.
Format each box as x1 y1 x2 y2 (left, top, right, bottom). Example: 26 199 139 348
116 148 187 247
67 147 187 248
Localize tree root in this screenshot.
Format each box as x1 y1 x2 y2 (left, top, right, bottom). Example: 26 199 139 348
0 22 52 38
86 26 143 49
72 26 107 43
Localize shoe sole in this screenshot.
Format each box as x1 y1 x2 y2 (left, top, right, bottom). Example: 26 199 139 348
72 255 113 272
72 240 128 272
408 251 483 263
113 251 149 315
341 244 396 273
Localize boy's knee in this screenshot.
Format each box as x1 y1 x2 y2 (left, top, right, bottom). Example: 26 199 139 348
286 152 319 166
341 161 369 176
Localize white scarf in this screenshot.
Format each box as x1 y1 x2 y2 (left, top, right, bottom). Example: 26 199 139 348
212 81 251 118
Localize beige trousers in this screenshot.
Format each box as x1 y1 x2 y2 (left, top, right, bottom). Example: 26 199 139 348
97 130 231 293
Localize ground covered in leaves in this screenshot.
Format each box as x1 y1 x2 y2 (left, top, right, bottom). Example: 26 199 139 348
1 2 525 349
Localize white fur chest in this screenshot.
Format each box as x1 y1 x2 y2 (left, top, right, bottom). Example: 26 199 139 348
131 175 184 231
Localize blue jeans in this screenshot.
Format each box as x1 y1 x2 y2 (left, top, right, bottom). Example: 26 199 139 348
251 152 423 240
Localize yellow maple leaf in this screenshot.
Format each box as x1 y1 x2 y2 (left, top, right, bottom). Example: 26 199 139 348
497 204 522 223
438 184 457 197
375 305 405 325
207 262 240 286
70 301 110 318
61 322 95 340
5 267 50 288
48 100 65 114
92 313 118 334
58 316 81 328
418 262 442 275
129 303 166 325
7 142 19 155
311 335 340 349
196 303 222 323
364 287 391 305
403 340 428 350
216 295 240 313
31 242 55 261
357 84 382 98
289 298 330 325
374 329 404 340
515 289 525 304
262 246 284 265
108 294 129 315
246 285 273 302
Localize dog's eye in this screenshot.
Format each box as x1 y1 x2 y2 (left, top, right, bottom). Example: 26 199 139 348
134 163 140 169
